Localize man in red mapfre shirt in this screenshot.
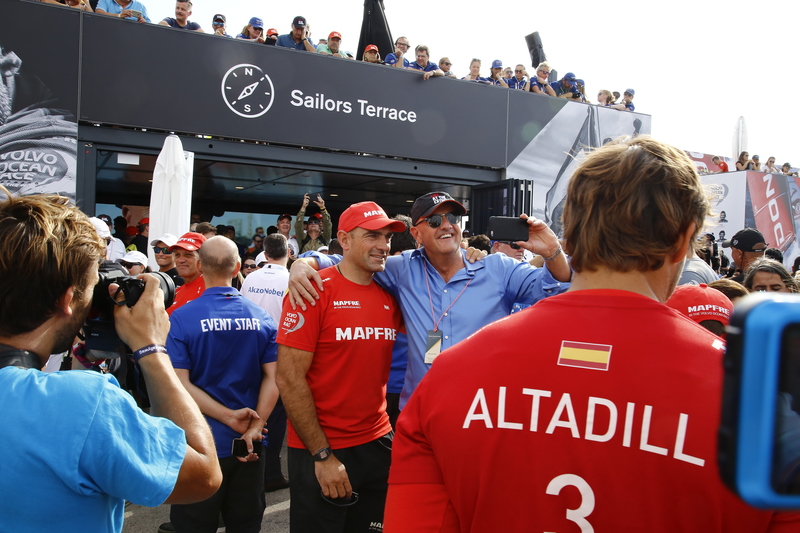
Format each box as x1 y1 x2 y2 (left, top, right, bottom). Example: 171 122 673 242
167 232 206 316
276 202 405 533
384 138 800 532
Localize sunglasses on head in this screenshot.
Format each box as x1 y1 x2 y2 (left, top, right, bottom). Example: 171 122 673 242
416 212 460 228
320 490 359 507
153 246 172 254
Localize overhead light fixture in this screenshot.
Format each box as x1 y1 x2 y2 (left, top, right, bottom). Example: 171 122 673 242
329 193 339 197
235 186 244 190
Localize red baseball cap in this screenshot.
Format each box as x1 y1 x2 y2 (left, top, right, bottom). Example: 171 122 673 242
267 28 278 36
365 44 378 52
666 284 734 326
339 202 406 233
138 217 150 225
329 31 342 40
171 232 207 252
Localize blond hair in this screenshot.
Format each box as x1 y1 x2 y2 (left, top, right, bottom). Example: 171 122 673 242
562 137 709 273
0 187 104 335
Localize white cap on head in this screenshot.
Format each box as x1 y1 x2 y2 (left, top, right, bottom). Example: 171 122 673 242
88 217 111 239
150 233 178 247
120 250 148 266
255 251 267 264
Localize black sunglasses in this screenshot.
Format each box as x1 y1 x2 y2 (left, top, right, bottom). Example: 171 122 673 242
498 241 522 249
153 246 172 254
416 212 460 228
119 261 140 270
244 263 258 269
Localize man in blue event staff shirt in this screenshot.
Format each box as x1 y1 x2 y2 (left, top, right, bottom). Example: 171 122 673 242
611 88 636 112
167 236 280 532
409 45 444 80
550 71 579 99
287 191 571 410
385 36 411 69
96 0 150 23
276 16 317 52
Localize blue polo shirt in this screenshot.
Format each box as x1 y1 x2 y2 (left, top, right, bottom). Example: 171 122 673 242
309 249 569 408
625 101 636 111
550 80 574 96
167 287 278 457
385 53 410 67
507 77 528 90
276 34 316 50
96 0 151 22
161 18 201 30
409 61 440 73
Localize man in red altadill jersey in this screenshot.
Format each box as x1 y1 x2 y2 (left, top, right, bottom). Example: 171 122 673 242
384 137 800 532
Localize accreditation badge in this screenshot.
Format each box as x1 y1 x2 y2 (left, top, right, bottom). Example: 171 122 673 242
424 329 443 364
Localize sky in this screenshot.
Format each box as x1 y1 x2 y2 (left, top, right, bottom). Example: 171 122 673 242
145 0 800 164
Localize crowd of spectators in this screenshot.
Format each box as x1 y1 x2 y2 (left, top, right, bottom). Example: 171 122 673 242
708 151 798 175
36 0 639 111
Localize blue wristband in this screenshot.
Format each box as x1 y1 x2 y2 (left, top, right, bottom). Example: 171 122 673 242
132 344 167 362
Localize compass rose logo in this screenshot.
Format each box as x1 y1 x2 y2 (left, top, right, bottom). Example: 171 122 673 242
221 64 275 118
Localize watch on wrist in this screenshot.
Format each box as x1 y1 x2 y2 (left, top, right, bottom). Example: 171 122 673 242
312 447 332 462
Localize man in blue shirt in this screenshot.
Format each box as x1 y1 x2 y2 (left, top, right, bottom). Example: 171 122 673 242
96 0 150 23
168 236 280 532
385 36 411 69
210 14 232 38
158 0 203 31
276 16 317 52
0 191 220 532
409 45 444 80
550 71 579 98
487 59 509 87
611 88 636 112
507 64 528 90
288 192 571 410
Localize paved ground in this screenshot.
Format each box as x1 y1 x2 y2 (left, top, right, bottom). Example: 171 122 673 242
123 442 290 533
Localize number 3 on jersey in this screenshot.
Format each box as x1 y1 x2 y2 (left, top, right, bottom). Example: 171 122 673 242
545 473 595 533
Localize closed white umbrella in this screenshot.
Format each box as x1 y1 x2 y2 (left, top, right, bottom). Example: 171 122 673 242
148 134 194 271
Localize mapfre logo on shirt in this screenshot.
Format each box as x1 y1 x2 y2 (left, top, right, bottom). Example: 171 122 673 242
333 300 361 309
281 311 305 333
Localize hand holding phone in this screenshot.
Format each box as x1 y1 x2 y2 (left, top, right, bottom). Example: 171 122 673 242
487 216 529 243
232 438 262 458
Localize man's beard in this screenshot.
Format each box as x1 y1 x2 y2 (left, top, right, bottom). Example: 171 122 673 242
51 293 92 354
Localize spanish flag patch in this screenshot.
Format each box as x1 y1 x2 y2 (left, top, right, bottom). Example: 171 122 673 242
557 341 612 371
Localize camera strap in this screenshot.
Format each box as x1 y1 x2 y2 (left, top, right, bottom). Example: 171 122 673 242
0 344 42 370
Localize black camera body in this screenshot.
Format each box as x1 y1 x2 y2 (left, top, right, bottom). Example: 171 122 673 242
84 261 175 354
